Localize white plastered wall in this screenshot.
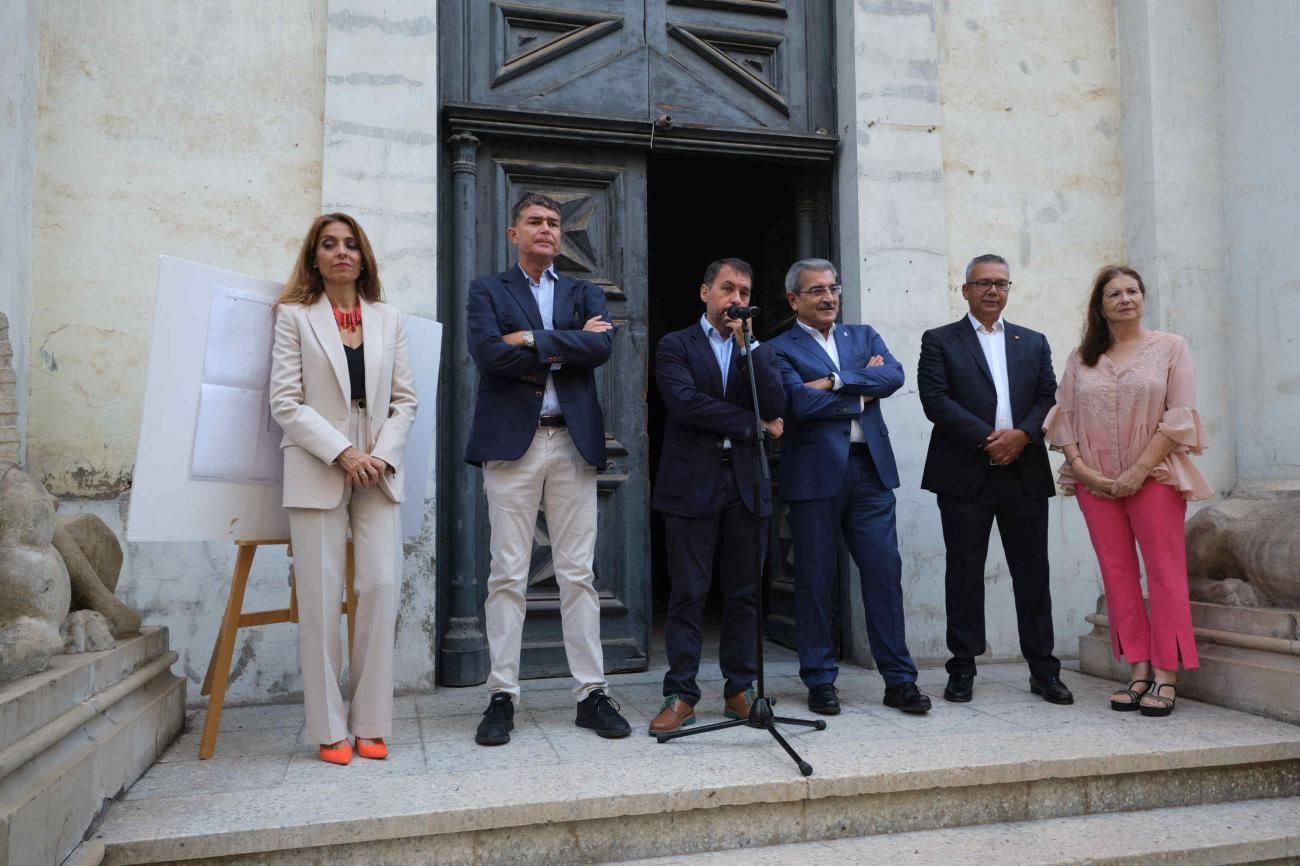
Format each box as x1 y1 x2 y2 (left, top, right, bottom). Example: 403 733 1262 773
837 0 1125 667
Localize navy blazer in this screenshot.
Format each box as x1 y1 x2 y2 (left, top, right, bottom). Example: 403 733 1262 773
917 317 1056 499
767 322 904 500
651 324 787 518
464 267 614 467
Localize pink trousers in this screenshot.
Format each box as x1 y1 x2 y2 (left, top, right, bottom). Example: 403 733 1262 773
1075 480 1198 671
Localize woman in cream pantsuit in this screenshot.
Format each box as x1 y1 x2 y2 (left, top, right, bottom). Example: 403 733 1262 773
270 213 417 765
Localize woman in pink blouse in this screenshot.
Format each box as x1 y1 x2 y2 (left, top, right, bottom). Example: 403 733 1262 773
1044 265 1211 717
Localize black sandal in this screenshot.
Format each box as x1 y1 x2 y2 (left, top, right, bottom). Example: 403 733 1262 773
1110 679 1153 711
1139 682 1177 717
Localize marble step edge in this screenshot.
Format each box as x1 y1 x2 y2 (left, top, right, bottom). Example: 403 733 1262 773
608 795 1300 866
1189 601 1299 641
95 735 1300 864
0 628 172 752
0 666 186 866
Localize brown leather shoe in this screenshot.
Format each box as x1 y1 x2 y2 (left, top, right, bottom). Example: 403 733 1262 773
724 685 756 720
648 696 695 736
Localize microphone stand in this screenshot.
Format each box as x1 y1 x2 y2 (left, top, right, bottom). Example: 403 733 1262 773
656 315 825 776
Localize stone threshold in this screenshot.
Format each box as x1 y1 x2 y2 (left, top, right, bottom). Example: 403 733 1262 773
90 665 1300 865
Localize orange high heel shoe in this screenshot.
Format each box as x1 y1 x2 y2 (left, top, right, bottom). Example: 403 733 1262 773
319 740 353 765
354 737 388 760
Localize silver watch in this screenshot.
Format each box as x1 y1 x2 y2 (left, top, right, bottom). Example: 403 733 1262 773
522 330 535 349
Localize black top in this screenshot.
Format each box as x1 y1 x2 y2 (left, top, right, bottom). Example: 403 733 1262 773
344 344 365 402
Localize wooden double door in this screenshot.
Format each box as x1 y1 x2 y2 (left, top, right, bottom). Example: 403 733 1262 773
437 0 837 685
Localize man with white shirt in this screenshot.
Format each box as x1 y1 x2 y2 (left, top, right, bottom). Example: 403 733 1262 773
917 253 1072 705
768 258 931 716
465 192 631 745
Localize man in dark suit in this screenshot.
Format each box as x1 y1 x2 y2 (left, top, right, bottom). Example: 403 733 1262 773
767 258 931 716
917 253 1072 705
465 192 631 745
649 258 787 735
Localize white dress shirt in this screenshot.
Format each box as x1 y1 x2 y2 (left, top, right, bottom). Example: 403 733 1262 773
967 312 1013 430
522 263 562 417
796 319 865 443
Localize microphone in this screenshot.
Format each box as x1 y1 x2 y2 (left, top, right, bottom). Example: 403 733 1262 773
725 305 761 320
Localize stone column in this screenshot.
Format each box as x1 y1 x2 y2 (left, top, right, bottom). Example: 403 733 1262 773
438 132 490 686
1118 0 1234 496
0 0 39 468
320 0 442 689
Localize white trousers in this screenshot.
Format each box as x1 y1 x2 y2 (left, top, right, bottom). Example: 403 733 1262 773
483 426 607 700
289 407 400 744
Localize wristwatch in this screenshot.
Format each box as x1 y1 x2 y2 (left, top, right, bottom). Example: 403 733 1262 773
828 371 840 390
521 330 535 349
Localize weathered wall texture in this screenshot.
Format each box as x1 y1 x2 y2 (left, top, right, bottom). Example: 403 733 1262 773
838 0 1126 666
0 0 40 467
31 0 330 705
1221 2 1300 484
319 0 440 692
30 0 327 498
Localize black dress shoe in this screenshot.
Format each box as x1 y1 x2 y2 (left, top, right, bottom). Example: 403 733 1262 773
807 683 841 715
576 689 632 738
475 693 514 746
1030 675 1075 705
883 681 932 714
944 673 974 703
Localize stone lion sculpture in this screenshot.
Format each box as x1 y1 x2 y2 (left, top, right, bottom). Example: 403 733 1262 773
1185 497 1300 609
0 463 142 682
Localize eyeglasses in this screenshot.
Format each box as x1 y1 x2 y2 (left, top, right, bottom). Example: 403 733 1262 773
966 280 1012 292
795 284 842 299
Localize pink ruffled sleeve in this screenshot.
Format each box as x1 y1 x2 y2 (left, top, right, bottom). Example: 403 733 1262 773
1156 336 1207 454
1043 348 1078 448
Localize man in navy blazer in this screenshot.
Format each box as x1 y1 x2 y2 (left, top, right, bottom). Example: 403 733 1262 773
917 253 1072 705
648 258 787 735
465 192 631 746
767 258 930 716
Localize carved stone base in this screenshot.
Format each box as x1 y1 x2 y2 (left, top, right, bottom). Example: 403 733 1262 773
0 627 184 866
1080 598 1300 724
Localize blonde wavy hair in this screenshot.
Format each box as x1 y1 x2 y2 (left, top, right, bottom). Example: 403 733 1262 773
278 213 383 305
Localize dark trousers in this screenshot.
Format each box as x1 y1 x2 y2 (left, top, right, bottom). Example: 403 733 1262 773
661 466 761 705
938 466 1060 679
787 450 918 690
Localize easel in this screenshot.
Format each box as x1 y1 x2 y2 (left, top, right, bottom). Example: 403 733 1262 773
198 538 356 759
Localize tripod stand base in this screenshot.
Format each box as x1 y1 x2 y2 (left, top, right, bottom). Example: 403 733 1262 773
655 697 825 776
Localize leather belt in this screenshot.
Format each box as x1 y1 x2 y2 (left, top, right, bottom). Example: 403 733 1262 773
538 415 566 428
719 451 733 465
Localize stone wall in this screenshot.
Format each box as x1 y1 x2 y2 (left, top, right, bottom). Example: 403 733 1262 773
836 0 1126 665
0 314 17 465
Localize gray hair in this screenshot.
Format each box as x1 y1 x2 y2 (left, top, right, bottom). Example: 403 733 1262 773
784 258 838 294
964 253 1009 283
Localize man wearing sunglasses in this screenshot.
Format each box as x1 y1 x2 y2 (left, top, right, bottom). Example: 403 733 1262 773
767 258 930 717
916 253 1072 706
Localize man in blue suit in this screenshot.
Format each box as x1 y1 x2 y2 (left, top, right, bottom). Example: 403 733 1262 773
767 258 930 715
917 253 1072 705
465 192 631 745
648 258 787 735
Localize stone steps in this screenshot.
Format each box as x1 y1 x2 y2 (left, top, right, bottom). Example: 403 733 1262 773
0 628 185 866
88 665 1300 866
609 797 1300 865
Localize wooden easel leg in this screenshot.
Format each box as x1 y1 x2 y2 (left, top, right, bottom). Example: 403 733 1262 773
199 544 257 760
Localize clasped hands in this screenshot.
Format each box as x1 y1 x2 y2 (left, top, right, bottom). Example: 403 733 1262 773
337 447 389 488
1073 460 1151 500
983 429 1030 465
501 316 613 346
803 354 884 398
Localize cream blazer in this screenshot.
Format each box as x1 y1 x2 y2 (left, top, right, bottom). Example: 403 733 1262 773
269 295 418 509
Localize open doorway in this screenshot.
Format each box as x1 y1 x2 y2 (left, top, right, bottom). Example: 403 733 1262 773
645 151 817 647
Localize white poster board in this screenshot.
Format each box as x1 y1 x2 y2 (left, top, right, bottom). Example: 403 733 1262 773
127 256 441 542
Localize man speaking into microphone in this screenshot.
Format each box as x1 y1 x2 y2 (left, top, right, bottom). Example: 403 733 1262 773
648 258 786 735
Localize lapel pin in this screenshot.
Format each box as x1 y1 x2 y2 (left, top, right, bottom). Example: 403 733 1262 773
1014 335 1020 340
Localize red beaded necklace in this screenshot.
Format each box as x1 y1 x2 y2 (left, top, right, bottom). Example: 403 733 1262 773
331 302 362 332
